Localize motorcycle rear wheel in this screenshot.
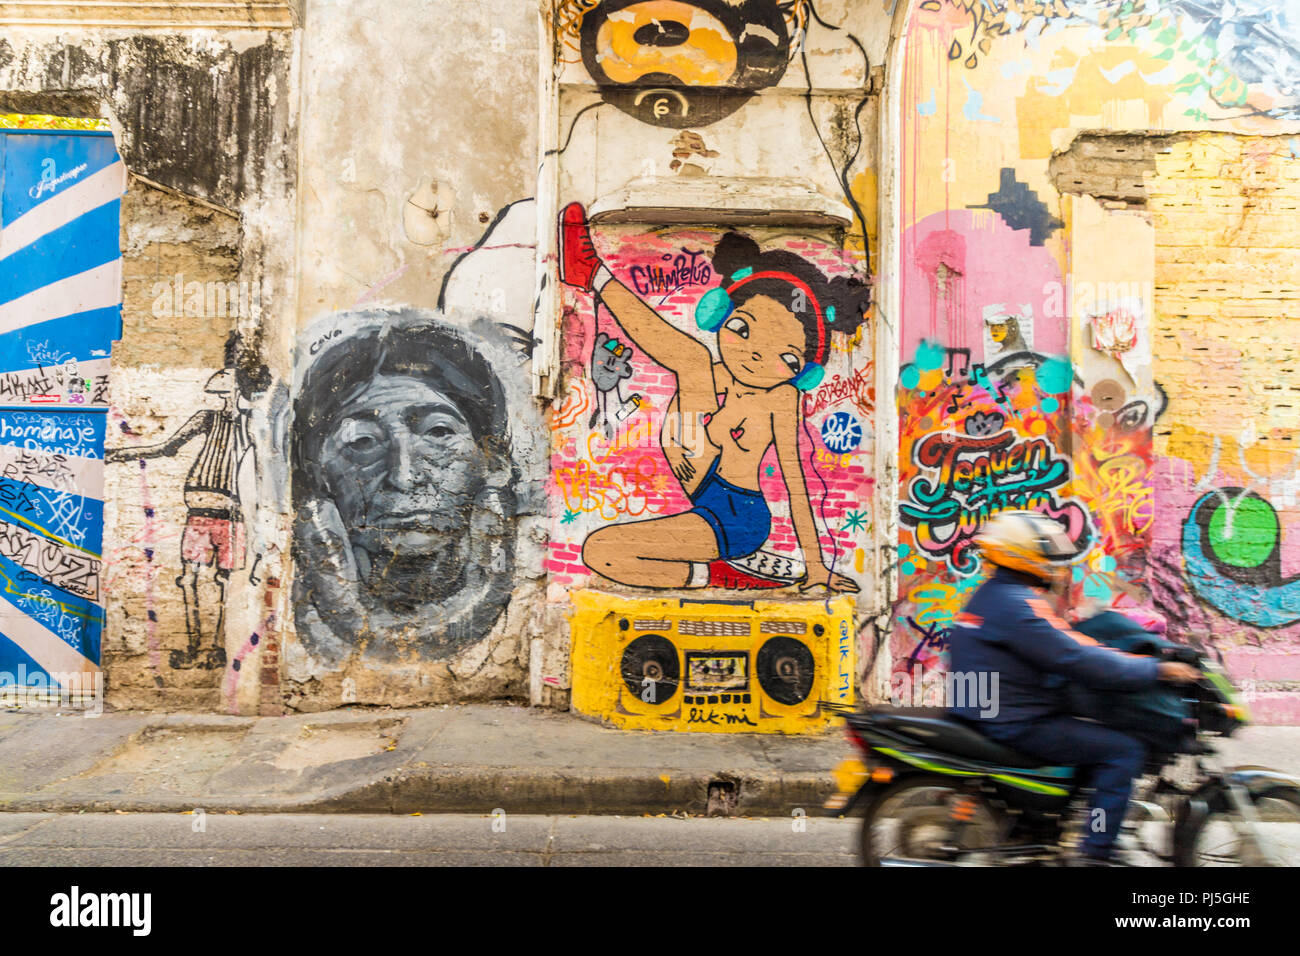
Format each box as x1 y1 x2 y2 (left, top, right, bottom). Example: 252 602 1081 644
860 775 1000 867
1174 786 1300 866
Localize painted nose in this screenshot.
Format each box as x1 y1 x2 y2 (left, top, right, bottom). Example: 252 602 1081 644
751 351 762 362
385 437 417 492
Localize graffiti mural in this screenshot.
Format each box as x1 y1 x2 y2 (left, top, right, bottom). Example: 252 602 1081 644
892 188 1091 677
917 0 1300 121
0 126 125 688
549 209 873 595
278 194 546 704
893 329 1093 677
899 0 1300 721
291 312 518 664
1182 490 1300 629
567 0 794 127
900 408 1090 575
107 332 270 669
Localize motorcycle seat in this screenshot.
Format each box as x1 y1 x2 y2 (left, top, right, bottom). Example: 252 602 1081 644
863 707 1045 770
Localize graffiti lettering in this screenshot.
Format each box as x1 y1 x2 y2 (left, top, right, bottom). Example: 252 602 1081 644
687 707 721 725
28 159 88 199
0 520 100 602
802 365 873 419
900 428 1090 573
904 615 951 667
553 456 671 520
820 411 862 454
3 451 77 493
0 416 98 458
0 369 59 402
629 249 712 297
0 477 41 513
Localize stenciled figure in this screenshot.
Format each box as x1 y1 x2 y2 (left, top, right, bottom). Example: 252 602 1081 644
558 202 867 592
292 314 517 663
984 306 1029 356
108 333 270 669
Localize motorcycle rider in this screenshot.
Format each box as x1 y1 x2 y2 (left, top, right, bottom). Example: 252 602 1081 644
946 511 1200 864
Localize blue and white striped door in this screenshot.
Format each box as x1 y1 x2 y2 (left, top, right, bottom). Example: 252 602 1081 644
0 128 124 691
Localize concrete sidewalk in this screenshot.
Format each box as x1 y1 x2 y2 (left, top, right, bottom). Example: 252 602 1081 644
0 702 1296 817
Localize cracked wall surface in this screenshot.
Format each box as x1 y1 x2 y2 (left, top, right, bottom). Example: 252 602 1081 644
2 22 297 713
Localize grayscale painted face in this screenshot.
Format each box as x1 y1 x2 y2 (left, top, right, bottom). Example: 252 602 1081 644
319 374 487 594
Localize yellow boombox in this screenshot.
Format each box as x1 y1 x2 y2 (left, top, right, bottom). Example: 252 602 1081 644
570 590 854 734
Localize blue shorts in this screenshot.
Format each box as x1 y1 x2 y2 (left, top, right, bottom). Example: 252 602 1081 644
689 459 771 560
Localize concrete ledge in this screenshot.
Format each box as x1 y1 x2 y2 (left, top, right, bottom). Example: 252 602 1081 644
0 702 1294 818
0 769 835 817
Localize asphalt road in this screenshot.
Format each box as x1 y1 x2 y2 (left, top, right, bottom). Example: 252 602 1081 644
0 812 860 866
3 812 1297 866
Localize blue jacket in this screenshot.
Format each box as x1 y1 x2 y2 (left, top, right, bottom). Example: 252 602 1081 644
946 567 1161 725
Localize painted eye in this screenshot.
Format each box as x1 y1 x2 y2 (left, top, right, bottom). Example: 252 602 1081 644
723 316 749 338
780 353 802 376
413 413 464 442
334 419 386 462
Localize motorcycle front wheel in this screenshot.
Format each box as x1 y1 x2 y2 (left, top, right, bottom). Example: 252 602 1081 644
860 775 1000 867
1174 786 1300 866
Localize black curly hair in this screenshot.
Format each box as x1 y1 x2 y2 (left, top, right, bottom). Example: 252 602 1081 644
710 232 871 366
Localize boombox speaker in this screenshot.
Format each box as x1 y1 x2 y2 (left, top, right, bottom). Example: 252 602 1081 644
570 591 854 733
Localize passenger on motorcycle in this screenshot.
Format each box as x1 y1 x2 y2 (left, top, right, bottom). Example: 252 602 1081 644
946 511 1200 864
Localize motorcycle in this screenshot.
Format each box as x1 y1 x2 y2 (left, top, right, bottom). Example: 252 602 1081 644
824 647 1300 866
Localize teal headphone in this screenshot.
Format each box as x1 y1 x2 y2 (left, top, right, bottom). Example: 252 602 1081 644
695 267 831 390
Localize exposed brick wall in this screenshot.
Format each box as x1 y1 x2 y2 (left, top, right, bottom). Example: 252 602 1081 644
1148 134 1300 719
102 178 241 711
116 180 240 369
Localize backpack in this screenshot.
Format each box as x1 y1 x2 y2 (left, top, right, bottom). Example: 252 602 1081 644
1065 611 1196 754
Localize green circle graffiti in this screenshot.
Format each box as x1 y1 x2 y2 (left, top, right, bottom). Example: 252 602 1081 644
1207 495 1280 569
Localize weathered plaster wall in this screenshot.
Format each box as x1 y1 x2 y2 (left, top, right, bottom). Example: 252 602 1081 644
888 0 1300 720
282 0 547 710
0 22 298 712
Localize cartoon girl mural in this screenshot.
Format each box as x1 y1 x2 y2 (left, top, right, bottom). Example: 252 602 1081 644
558 203 868 592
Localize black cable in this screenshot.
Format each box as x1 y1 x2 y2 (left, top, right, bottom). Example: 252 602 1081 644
799 0 872 270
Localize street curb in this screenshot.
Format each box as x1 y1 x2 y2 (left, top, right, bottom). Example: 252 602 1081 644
0 769 837 817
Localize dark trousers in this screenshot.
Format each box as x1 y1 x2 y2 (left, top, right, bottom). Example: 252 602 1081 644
984 715 1145 858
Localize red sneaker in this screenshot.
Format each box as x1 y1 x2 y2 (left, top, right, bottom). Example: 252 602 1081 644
706 561 786 590
558 202 600 291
